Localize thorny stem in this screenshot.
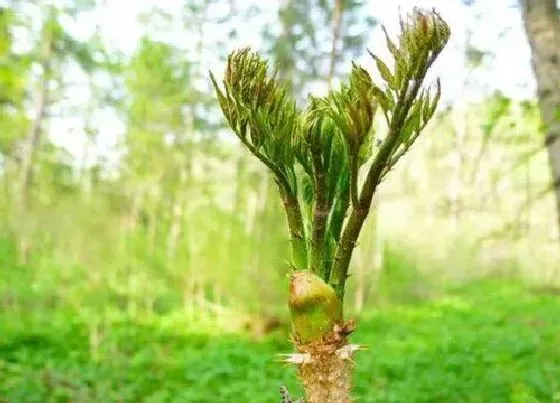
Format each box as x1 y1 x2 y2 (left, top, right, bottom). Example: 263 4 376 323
279 386 303 403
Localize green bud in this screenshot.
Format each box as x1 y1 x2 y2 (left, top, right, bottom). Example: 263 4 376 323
322 63 377 160
210 47 299 183
289 271 342 343
405 8 451 57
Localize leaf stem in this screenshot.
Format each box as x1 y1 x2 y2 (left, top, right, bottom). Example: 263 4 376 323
310 146 329 277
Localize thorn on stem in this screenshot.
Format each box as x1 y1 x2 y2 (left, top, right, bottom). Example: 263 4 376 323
335 344 363 360
279 385 304 403
278 352 312 365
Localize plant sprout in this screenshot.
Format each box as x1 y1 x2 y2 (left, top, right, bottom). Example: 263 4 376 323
210 8 450 402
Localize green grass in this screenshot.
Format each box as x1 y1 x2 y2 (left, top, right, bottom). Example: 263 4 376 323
1 280 559 402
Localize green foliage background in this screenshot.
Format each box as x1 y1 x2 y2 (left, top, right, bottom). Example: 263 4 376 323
2 250 560 402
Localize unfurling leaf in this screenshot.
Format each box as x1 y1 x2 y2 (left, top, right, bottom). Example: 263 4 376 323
400 106 420 144
429 78 442 117
210 48 299 192
389 9 452 89
323 63 377 160
371 85 393 114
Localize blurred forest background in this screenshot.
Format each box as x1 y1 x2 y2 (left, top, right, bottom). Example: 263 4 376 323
1 0 560 402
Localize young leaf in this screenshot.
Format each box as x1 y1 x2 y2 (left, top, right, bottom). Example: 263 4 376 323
428 78 442 119
382 25 399 60
369 51 396 90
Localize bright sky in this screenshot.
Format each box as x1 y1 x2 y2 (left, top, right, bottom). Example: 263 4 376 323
92 0 533 97
50 0 535 166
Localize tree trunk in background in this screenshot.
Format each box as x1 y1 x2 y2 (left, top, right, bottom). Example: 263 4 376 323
327 0 342 90
17 9 54 264
520 0 560 240
449 102 467 231
252 174 275 271
167 163 189 260
79 139 92 203
147 185 159 254
168 137 193 264
20 8 54 206
20 74 48 205
167 186 184 259
229 154 248 268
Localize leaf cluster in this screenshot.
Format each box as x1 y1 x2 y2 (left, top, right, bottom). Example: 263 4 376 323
211 8 451 290
210 48 299 194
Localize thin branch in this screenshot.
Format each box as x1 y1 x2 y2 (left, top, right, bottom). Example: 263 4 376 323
474 178 559 246
330 58 431 299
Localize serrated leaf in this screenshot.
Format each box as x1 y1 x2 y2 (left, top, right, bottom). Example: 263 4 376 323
369 51 396 90
401 101 423 144
326 133 347 201
371 85 391 113
211 48 301 191
400 117 416 145
301 174 314 206
358 126 374 165
422 95 431 124
326 173 350 243
412 97 424 124
382 25 400 60
429 78 441 118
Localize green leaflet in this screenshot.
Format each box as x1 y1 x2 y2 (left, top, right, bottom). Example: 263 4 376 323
371 52 397 91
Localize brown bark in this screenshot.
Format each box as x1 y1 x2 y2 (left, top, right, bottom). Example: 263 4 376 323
287 272 358 402
520 0 560 239
295 336 354 403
